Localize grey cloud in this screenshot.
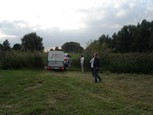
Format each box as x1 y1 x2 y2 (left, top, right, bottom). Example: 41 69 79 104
0 20 35 46
0 0 153 50
37 28 92 50
0 21 89 50
79 0 153 36
0 20 34 39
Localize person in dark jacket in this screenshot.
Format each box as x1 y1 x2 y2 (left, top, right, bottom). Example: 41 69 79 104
93 53 101 83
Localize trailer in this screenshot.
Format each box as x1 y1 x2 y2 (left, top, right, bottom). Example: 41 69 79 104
47 51 65 70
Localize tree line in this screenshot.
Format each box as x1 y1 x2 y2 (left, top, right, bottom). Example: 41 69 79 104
1 19 153 53
86 19 153 53
0 33 83 53
0 32 44 52
1 19 153 73
0 32 83 70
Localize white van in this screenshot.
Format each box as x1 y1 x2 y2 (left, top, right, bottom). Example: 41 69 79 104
47 51 65 70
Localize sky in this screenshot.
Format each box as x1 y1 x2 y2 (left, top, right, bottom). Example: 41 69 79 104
0 0 153 51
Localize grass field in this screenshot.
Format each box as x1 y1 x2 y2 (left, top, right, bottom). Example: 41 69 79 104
0 70 153 115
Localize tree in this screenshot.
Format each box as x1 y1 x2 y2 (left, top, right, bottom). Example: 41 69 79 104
85 40 99 55
0 44 5 61
61 42 83 53
50 48 54 51
148 31 153 50
98 34 112 49
0 43 4 51
13 43 22 50
55 46 60 51
21 32 44 51
148 21 153 50
3 39 11 51
85 19 153 53
145 20 153 51
114 26 134 52
111 33 117 49
132 20 151 52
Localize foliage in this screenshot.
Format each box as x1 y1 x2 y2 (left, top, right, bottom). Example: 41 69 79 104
12 43 22 50
61 41 83 53
0 43 4 50
21 32 44 51
105 53 153 74
86 19 153 53
55 46 60 51
83 50 153 74
0 70 153 114
83 19 153 74
66 53 93 72
68 53 80 70
3 39 11 51
1 19 153 74
1 50 153 74
114 20 153 52
0 51 47 69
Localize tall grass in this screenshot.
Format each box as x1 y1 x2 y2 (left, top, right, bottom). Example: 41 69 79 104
1 51 153 74
0 51 47 69
68 53 92 71
105 53 153 74
83 52 153 74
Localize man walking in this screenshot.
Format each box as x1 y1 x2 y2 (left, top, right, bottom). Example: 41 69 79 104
93 53 101 83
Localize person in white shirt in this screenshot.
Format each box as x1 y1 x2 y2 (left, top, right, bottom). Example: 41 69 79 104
90 55 94 77
80 54 84 72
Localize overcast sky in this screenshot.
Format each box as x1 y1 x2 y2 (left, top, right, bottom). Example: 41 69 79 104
0 0 153 50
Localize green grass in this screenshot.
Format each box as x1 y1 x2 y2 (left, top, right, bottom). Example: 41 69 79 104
0 70 153 115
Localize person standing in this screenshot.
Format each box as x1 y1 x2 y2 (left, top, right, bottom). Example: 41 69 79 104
90 55 94 77
93 53 101 83
80 54 84 72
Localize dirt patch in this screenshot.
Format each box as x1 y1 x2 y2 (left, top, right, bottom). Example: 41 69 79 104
54 92 71 101
24 83 43 91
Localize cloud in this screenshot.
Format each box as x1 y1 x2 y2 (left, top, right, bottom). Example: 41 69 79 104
0 32 16 38
0 0 153 51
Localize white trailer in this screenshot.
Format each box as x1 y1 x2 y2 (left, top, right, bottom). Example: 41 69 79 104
47 51 65 70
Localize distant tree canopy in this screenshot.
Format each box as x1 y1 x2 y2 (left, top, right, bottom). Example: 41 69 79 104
0 43 4 51
3 39 11 51
86 19 153 53
55 46 61 51
1 19 153 54
0 39 11 60
13 43 22 51
21 32 44 51
61 42 83 53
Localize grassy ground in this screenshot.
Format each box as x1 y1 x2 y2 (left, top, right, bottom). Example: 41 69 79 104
0 70 153 115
